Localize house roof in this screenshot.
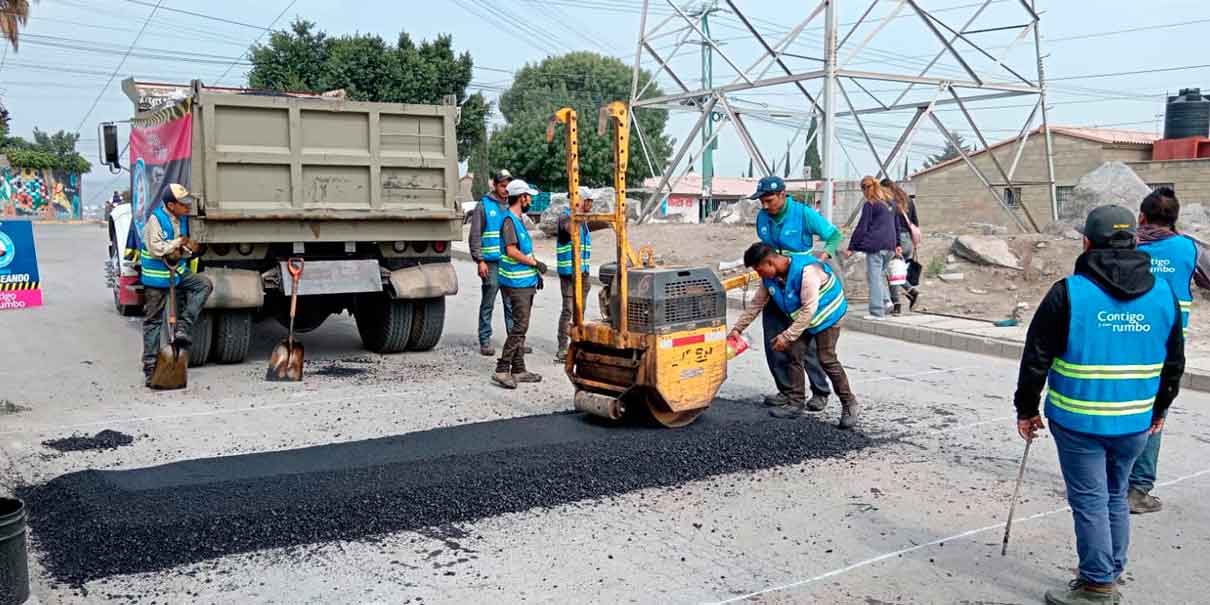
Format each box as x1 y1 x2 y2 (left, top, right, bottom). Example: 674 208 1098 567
642 174 824 197
912 126 1160 178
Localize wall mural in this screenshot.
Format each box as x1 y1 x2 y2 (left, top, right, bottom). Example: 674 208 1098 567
0 167 83 220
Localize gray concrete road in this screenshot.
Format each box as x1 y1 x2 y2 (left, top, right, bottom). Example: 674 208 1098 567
2 224 1208 604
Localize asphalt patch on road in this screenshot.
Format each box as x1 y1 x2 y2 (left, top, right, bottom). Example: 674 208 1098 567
42 430 135 453
19 399 875 585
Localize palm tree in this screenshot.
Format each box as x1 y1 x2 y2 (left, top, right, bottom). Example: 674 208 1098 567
0 0 34 50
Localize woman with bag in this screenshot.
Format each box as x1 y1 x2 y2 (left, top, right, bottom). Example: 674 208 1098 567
882 178 922 312
845 177 902 318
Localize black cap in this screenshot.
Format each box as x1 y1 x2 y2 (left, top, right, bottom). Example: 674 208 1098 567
491 169 513 184
1082 205 1137 249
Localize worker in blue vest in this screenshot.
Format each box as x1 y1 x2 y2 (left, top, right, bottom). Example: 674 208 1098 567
1128 187 1210 514
1014 205 1184 605
140 184 213 387
729 242 859 428
493 178 549 389
468 169 517 357
555 186 593 363
750 175 845 414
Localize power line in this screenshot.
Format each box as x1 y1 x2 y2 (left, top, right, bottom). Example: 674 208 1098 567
74 0 164 134
213 0 298 86
124 0 269 31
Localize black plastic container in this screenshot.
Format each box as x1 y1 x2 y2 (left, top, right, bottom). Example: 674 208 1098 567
0 498 29 605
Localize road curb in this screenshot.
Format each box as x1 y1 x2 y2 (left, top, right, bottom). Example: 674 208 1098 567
724 295 1208 392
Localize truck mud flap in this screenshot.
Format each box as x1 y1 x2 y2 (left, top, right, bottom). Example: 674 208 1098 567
388 262 458 300
202 268 264 309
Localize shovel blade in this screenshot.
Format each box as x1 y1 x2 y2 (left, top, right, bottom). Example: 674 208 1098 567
265 339 305 382
149 344 188 390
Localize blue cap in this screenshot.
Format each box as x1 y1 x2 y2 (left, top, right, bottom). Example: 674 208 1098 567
749 175 785 199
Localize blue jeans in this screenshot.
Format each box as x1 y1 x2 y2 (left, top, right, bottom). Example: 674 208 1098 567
478 262 514 345
1128 430 1163 492
865 250 893 316
1051 420 1150 584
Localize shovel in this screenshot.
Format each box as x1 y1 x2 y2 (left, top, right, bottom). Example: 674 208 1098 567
148 260 188 390
266 257 305 381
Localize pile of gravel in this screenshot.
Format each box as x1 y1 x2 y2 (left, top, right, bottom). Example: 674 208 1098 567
42 430 134 453
19 400 874 585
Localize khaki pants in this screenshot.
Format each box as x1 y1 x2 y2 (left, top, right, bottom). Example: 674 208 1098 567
783 323 855 405
497 287 535 374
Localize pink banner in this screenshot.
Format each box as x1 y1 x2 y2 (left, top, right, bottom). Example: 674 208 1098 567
0 289 41 310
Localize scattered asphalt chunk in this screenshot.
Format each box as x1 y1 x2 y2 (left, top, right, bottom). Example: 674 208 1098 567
311 362 369 378
42 430 135 453
19 399 875 585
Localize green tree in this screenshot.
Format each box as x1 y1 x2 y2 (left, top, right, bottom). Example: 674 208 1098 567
922 134 972 169
803 116 821 179
2 126 91 172
246 19 488 160
488 52 671 191
469 126 490 200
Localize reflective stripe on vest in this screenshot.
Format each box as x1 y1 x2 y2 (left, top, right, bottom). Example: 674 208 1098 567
1044 274 1177 436
556 209 591 276
480 195 507 262
765 254 848 334
1140 235 1196 332
757 197 818 256
139 206 190 288
498 213 539 288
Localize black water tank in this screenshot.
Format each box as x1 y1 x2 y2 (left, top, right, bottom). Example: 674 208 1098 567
1164 88 1210 139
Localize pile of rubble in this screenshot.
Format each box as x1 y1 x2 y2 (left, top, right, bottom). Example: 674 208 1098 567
707 199 761 225
537 187 641 236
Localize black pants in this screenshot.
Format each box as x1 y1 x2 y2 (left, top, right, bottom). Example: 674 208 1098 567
786 324 855 404
497 286 535 374
762 300 830 401
142 273 213 374
558 275 591 350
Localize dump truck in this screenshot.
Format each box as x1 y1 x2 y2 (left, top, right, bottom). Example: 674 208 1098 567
100 80 461 365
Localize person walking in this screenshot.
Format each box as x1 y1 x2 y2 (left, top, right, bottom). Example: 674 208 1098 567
1127 187 1210 514
750 175 844 413
493 179 549 389
881 178 920 312
1014 205 1184 604
140 184 213 388
468 169 516 356
844 176 902 319
555 187 593 363
729 242 859 429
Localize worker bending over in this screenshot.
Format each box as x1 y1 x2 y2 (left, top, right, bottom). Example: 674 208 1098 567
140 184 212 387
750 175 844 414
729 242 859 429
1128 187 1210 514
493 179 548 389
1014 205 1184 605
468 169 516 357
555 187 593 363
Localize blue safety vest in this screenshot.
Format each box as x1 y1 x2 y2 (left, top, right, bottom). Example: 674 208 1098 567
498 213 539 289
764 254 848 335
1140 235 1196 332
480 195 507 262
139 206 190 288
756 196 819 257
556 208 591 276
1045 274 1178 436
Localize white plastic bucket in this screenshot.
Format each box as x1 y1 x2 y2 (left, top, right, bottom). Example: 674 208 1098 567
887 257 908 286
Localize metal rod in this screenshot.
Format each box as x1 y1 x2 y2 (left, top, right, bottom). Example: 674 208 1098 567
921 6 1035 85
849 77 889 110
1033 0 1058 221
884 85 946 172
640 31 695 96
820 0 838 223
837 79 888 178
837 0 881 52
629 0 650 104
838 69 1039 93
639 115 734 225
905 0 982 85
725 0 820 112
929 112 1028 232
737 1 825 82
1007 97 1042 182
630 109 659 183
889 0 994 107
1017 0 1041 22
1002 438 1033 556
665 0 752 85
963 23 1032 35
718 96 770 175
949 87 1012 184
880 107 927 178
837 89 1031 117
842 0 907 67
631 68 827 107
638 96 718 222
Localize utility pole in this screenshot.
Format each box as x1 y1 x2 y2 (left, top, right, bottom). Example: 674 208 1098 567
820 0 838 223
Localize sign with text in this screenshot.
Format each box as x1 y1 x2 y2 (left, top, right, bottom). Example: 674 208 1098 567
0 220 42 310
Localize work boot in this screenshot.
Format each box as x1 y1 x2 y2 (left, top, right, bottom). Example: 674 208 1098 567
523 345 533 354
479 343 496 357
491 372 517 389
173 329 192 348
769 400 807 419
554 348 568 363
512 371 543 383
906 289 920 310
1044 578 1115 605
1128 487 1162 514
763 393 790 407
805 393 829 412
891 303 902 316
839 399 860 430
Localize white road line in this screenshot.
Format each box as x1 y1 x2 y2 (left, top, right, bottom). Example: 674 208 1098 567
851 365 984 385
707 467 1210 604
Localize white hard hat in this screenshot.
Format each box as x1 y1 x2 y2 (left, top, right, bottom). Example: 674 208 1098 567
506 179 539 197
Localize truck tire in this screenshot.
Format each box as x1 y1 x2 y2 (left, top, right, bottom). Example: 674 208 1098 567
187 311 213 367
211 310 252 364
356 293 413 354
406 297 445 351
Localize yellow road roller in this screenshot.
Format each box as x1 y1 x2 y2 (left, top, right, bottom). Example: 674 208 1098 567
548 101 730 428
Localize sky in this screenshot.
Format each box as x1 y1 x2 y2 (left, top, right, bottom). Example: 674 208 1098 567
2 0 1208 208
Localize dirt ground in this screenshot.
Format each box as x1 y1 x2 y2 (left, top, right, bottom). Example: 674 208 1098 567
479 222 1210 355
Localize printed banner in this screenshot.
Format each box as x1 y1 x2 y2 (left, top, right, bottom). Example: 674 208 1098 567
0 220 43 310
0 168 83 220
127 98 193 253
